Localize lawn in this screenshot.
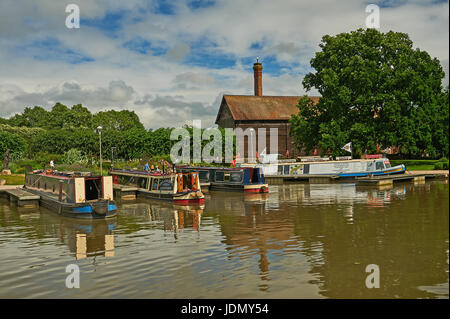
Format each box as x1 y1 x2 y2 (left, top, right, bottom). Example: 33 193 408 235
390 159 448 171
403 165 436 171
0 174 25 185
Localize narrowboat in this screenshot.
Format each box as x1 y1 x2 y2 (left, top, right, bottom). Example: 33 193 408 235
109 169 205 205
243 155 405 178
24 170 117 219
176 166 269 193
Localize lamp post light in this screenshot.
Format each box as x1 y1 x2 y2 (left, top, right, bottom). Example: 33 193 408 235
97 126 103 176
111 147 117 170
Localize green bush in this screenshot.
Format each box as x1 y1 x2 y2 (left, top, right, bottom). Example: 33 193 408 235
63 148 88 165
14 167 26 174
434 161 449 170
33 152 64 168
0 131 27 161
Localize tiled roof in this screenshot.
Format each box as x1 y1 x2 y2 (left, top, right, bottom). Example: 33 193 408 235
217 95 320 122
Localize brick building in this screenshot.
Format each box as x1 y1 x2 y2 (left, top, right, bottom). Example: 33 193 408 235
215 62 319 158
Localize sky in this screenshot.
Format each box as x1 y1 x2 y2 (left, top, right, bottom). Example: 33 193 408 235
0 0 448 129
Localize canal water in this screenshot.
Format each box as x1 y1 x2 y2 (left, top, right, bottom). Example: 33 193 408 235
0 181 448 299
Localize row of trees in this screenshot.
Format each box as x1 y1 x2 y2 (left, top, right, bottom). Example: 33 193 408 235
0 125 174 161
2 103 144 131
0 105 171 162
291 29 449 159
0 105 234 165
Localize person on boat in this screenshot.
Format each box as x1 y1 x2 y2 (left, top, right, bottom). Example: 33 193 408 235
144 162 149 172
50 159 55 171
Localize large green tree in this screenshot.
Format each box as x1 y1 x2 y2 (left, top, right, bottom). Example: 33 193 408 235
8 106 50 128
92 110 145 131
290 28 448 158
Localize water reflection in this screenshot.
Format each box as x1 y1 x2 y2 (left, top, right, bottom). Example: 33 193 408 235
118 200 204 239
65 220 116 260
206 192 268 216
0 201 117 260
206 182 449 298
0 181 448 298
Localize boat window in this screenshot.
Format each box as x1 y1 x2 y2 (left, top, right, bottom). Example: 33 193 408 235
384 160 391 168
215 171 224 181
376 161 384 170
284 165 290 175
159 178 174 191
118 175 131 185
230 172 242 182
367 162 375 171
277 165 284 175
137 177 147 189
198 170 209 182
152 178 159 190
183 174 192 188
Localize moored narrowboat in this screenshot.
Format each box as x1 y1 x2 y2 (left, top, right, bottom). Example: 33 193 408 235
177 166 269 193
243 155 405 178
110 169 205 205
24 170 117 219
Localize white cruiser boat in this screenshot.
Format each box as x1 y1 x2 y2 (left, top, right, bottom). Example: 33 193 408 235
241 155 405 178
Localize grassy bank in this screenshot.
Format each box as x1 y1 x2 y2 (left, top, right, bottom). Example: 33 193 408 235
390 158 449 171
0 174 25 185
5 156 234 177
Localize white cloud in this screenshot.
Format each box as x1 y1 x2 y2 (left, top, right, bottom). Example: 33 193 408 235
0 0 448 128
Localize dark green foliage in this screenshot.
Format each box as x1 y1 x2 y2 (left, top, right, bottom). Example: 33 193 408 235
5 103 144 132
92 110 145 131
3 102 235 164
0 131 26 161
290 28 448 158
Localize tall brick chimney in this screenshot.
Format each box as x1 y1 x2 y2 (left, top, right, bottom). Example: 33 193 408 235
253 61 262 96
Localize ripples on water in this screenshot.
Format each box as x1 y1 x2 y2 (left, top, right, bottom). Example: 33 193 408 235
0 181 448 298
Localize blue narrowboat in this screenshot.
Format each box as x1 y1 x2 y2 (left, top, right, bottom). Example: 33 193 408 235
24 170 117 219
177 166 269 193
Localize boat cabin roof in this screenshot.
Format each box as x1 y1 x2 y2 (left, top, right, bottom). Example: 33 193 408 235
111 169 195 178
176 165 255 171
27 170 100 179
242 158 389 166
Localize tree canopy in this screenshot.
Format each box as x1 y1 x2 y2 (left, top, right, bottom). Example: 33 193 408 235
5 103 144 132
290 28 448 158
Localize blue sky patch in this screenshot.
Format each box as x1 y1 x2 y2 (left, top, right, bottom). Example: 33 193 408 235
81 10 130 34
123 37 167 56
151 0 176 15
185 49 236 69
15 37 94 64
370 0 447 8
250 42 264 50
187 0 216 10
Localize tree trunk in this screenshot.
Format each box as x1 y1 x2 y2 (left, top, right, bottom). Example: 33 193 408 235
3 149 10 170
